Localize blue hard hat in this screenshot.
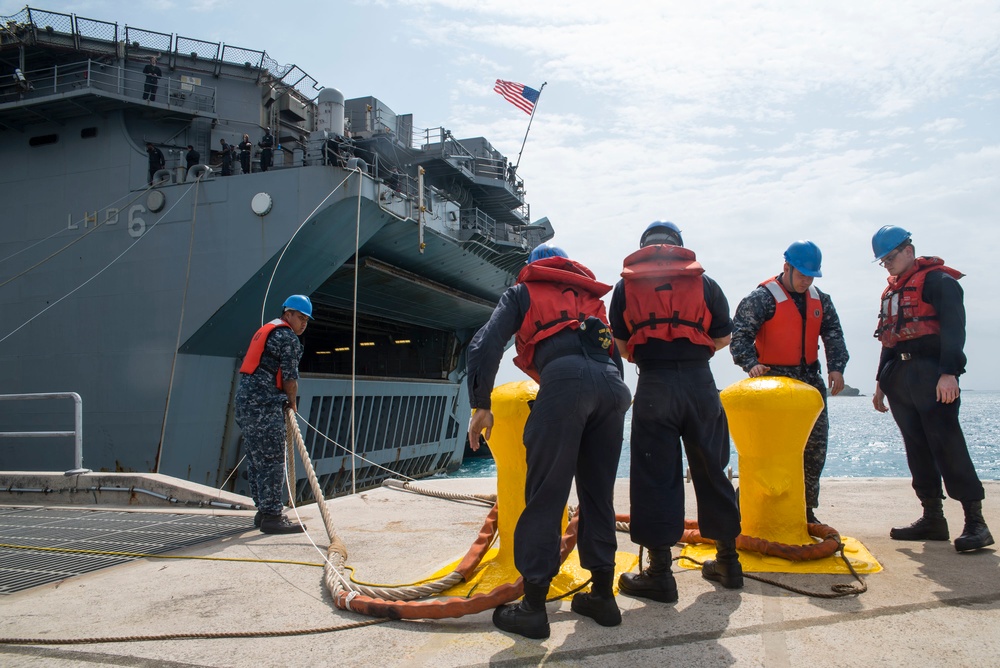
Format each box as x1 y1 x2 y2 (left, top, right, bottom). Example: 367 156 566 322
527 243 568 264
640 221 683 248
871 225 912 260
282 294 313 319
783 240 823 278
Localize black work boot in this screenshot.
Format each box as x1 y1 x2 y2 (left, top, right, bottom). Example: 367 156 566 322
890 497 949 541
259 513 306 534
618 548 678 603
702 538 744 589
493 580 550 639
571 569 621 627
954 500 995 552
253 511 262 528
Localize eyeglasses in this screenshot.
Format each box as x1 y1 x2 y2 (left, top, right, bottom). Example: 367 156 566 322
879 250 902 267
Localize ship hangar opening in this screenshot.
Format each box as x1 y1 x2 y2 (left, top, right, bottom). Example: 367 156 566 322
299 256 498 380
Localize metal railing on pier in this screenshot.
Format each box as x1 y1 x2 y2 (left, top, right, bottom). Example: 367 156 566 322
0 392 90 475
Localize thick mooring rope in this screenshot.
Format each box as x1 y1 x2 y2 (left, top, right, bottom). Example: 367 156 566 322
284 408 592 619
381 478 497 507
284 408 468 601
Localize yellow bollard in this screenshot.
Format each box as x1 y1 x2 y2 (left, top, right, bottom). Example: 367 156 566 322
487 381 569 565
722 376 822 546
679 375 882 574
436 381 637 596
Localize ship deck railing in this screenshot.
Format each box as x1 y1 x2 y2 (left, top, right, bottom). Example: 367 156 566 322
459 208 528 247
0 58 217 113
417 126 527 193
344 113 528 203
330 107 531 224
296 141 533 248
1 7 320 100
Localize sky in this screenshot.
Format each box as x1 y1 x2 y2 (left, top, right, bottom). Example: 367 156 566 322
7 0 999 392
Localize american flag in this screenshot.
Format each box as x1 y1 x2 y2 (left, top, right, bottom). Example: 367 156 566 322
494 79 540 115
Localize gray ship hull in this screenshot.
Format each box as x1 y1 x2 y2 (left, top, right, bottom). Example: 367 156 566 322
0 6 552 500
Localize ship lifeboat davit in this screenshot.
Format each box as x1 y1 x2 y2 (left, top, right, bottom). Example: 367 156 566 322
679 376 881 575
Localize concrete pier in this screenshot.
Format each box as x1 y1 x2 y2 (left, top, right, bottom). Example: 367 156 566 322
1 477 999 667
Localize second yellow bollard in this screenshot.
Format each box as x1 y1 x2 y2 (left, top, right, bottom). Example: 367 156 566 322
723 376 822 546
680 375 882 575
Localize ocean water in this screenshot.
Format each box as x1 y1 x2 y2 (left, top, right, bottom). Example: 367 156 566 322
451 390 1000 481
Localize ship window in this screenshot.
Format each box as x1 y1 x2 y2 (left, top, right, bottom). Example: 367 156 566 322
81 127 98 139
29 134 58 146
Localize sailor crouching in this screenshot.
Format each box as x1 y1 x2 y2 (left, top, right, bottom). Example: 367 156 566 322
467 244 631 639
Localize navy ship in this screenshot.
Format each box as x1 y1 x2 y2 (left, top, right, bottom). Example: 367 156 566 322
0 7 551 500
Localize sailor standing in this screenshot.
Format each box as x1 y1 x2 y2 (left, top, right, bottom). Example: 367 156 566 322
141 56 161 101
185 144 199 170
258 127 274 172
730 240 848 523
609 221 743 599
219 139 233 176
872 225 993 552
238 133 253 174
234 295 313 534
145 142 165 185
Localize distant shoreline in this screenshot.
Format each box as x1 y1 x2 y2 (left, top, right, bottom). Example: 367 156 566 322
831 387 996 396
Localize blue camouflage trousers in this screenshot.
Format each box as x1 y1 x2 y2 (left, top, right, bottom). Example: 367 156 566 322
770 367 828 510
235 401 287 516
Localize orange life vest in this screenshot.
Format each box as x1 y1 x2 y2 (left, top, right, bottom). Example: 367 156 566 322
875 257 963 348
755 276 822 367
513 257 612 382
239 318 290 389
620 244 715 361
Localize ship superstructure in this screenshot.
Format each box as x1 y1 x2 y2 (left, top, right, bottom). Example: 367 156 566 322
0 7 551 499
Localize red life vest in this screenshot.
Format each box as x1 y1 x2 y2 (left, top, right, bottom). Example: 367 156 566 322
755 276 822 366
239 318 291 389
875 257 963 348
619 244 715 361
513 256 612 382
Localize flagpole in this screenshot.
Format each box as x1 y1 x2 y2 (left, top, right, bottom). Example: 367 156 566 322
513 81 546 172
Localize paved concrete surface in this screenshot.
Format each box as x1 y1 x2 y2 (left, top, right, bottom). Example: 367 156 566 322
1 478 998 667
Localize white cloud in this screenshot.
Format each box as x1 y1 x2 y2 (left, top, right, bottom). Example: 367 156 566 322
921 118 964 134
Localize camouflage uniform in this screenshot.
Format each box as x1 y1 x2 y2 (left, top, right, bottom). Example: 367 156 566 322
731 281 849 510
234 326 302 515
